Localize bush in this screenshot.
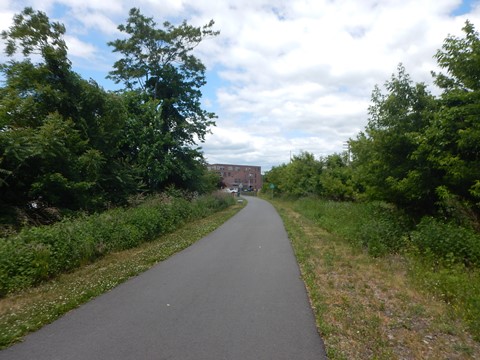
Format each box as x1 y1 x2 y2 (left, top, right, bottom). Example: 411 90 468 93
355 202 411 256
0 192 235 296
294 198 410 256
411 217 480 267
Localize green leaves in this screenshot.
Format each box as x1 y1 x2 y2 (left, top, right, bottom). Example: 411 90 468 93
108 8 218 94
108 9 218 192
0 6 218 218
1 7 68 65
348 21 480 220
433 20 480 92
426 24 480 214
262 152 355 200
351 64 439 213
0 192 235 296
0 8 135 211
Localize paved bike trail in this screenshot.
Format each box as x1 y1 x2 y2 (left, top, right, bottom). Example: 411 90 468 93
1 197 327 360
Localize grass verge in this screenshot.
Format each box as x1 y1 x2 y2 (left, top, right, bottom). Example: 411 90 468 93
271 198 480 360
0 201 245 349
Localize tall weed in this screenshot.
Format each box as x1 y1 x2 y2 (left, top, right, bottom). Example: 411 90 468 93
0 192 234 296
410 217 480 267
287 196 480 340
409 256 480 340
293 198 410 256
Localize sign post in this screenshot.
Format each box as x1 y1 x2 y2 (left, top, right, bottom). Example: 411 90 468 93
269 183 275 198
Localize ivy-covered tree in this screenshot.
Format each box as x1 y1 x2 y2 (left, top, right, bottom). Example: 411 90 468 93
108 8 219 191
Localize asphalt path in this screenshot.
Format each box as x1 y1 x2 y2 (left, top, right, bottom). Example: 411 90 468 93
1 196 327 360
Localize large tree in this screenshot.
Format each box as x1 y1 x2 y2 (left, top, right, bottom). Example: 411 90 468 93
350 22 480 220
427 21 480 216
0 7 136 212
108 8 219 191
350 64 438 213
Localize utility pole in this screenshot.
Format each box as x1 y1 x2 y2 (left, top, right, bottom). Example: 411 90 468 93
343 141 351 164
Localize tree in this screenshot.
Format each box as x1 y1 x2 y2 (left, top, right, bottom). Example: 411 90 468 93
108 8 219 192
319 153 355 201
350 64 438 213
427 21 480 217
0 8 135 212
262 152 323 197
262 163 287 195
275 152 321 196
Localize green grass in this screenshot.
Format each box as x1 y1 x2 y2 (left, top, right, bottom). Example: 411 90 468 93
290 197 480 340
408 254 480 341
0 192 235 296
268 197 480 359
0 201 245 349
293 198 412 256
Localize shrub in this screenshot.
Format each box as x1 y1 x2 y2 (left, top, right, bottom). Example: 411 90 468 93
410 217 480 267
355 202 411 256
0 192 235 296
294 198 410 256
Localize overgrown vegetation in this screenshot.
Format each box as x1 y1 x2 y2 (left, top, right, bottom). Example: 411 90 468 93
0 200 244 348
0 7 220 223
0 192 235 297
272 198 480 359
287 197 480 341
293 198 411 257
262 21 480 342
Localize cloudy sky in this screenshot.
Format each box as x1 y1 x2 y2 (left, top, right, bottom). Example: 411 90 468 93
1 0 479 172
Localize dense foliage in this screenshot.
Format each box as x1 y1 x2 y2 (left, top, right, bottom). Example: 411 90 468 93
0 7 219 223
0 192 234 296
265 152 354 201
264 21 480 226
108 9 219 192
263 22 480 275
289 197 480 341
352 22 480 222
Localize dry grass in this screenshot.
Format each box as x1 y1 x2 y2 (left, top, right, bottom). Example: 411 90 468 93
273 199 480 360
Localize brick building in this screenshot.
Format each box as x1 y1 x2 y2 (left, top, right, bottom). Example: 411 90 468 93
207 163 262 191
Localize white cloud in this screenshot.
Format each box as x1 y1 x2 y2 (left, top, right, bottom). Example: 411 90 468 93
64 35 97 60
2 0 480 172
196 0 480 171
66 10 119 36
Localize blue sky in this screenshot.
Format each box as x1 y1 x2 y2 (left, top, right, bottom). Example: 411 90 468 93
452 0 475 14
1 0 479 172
